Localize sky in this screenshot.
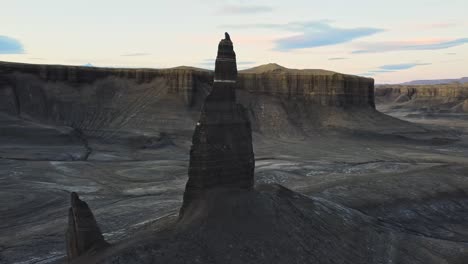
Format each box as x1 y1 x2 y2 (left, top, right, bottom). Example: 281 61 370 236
0 0 467 83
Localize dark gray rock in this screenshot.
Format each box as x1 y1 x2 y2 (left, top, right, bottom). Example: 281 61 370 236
66 192 108 261
181 33 254 214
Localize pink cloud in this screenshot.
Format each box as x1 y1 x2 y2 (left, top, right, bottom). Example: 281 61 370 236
353 38 468 53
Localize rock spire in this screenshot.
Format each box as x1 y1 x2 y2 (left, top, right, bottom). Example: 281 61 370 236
66 192 107 262
180 33 255 214
214 32 237 85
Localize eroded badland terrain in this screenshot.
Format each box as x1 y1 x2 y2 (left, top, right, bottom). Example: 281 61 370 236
1 53 468 263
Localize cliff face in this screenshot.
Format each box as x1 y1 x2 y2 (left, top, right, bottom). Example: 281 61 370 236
375 83 468 113
400 77 468 85
376 83 468 113
0 61 212 113
238 64 375 108
0 61 213 140
0 61 377 138
376 84 468 103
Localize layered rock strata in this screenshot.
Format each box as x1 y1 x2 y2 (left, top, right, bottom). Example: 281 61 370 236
181 33 255 213
0 61 212 117
66 192 108 261
239 64 375 108
376 83 468 113
0 60 375 130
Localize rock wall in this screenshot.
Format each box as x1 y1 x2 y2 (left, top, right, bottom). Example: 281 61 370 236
238 64 375 108
0 61 212 109
376 84 468 113
0 61 377 138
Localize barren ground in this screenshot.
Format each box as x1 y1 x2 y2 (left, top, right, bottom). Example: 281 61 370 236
1 106 468 263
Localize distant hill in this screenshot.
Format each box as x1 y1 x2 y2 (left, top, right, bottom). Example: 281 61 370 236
240 63 338 75
400 77 468 85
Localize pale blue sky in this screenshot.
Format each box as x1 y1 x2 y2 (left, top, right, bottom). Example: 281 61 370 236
0 0 467 83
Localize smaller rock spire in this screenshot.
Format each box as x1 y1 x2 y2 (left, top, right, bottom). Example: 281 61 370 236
66 192 107 262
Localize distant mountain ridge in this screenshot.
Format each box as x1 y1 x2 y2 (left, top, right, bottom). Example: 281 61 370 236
239 63 338 75
399 77 468 85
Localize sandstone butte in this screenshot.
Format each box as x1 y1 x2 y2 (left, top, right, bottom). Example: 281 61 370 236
0 57 375 118
0 54 391 142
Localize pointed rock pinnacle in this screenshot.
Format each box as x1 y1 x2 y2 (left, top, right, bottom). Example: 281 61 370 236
180 33 255 216
66 192 107 262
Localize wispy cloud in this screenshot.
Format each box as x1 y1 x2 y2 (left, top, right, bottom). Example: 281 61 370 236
219 4 272 14
276 27 383 51
378 63 431 71
328 57 348 61
0 35 24 54
369 69 396 73
223 20 332 30
224 21 383 51
352 38 468 54
358 62 430 77
121 52 151 57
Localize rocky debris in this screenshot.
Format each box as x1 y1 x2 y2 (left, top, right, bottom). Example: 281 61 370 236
66 192 108 262
181 32 254 214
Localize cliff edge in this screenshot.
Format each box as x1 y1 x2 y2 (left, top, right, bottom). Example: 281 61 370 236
376 83 468 113
0 59 387 140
